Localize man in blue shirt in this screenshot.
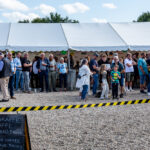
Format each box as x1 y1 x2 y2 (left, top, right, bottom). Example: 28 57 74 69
7 52 16 99
138 53 148 94
14 52 24 91
89 53 99 96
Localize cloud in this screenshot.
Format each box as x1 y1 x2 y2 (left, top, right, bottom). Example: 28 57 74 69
102 3 117 9
0 0 28 11
61 2 90 14
2 12 40 22
35 4 56 15
92 18 107 23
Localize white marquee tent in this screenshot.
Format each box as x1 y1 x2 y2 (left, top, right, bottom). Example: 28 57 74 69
7 23 69 51
61 23 128 51
0 22 150 52
0 23 10 50
110 22 150 51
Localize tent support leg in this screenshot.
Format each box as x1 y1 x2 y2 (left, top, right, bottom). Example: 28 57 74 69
67 49 70 70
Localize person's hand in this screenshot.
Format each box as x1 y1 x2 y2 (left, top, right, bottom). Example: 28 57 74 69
38 69 41 73
93 65 97 69
93 71 96 74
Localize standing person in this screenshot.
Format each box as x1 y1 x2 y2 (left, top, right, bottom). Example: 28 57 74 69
76 59 92 101
37 53 49 92
124 53 136 92
138 53 148 94
111 56 125 98
57 57 68 91
31 56 39 92
8 52 16 99
132 54 139 88
146 51 150 96
89 53 99 96
100 64 109 100
14 52 23 91
0 52 11 102
22 52 32 93
48 54 57 92
110 65 121 99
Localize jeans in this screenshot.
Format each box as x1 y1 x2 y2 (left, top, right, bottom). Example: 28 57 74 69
22 71 30 91
112 83 119 98
59 73 67 88
15 70 24 90
81 85 88 100
148 73 150 93
48 71 56 91
92 74 99 95
31 72 39 89
9 74 15 97
39 70 49 91
100 79 109 98
140 74 146 85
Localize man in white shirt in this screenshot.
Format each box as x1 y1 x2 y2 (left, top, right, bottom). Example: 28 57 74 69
124 53 136 92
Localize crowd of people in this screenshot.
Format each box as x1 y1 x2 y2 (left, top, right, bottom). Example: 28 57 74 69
76 52 150 101
0 51 150 102
0 52 68 102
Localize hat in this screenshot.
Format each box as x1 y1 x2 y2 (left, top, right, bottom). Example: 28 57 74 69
94 52 99 57
0 52 4 56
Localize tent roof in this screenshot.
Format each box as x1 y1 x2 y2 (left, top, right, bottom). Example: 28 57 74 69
110 22 150 51
61 23 128 51
0 23 10 50
7 23 68 51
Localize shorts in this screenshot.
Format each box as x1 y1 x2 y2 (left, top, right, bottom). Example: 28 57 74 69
140 74 146 85
119 77 124 87
125 72 134 82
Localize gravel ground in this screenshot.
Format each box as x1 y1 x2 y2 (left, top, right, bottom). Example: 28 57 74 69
0 90 150 150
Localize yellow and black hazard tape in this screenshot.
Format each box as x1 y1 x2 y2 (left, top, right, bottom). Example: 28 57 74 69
0 99 150 112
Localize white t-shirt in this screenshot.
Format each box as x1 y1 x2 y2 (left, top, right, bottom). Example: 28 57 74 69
124 58 134 73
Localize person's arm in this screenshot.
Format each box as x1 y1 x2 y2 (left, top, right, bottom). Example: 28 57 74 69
0 61 4 71
139 60 145 74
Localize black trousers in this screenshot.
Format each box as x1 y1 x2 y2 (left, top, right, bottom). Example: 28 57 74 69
112 83 118 98
59 73 67 88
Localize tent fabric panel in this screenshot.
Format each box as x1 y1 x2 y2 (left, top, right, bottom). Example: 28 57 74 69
62 23 128 51
8 23 68 51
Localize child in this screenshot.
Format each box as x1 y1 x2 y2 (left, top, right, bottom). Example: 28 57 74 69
100 64 109 100
111 65 121 99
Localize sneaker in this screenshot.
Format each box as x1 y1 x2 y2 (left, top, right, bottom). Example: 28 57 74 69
130 88 134 92
0 99 9 102
148 92 150 96
126 88 130 92
120 94 124 98
11 96 16 99
140 90 147 94
100 97 104 100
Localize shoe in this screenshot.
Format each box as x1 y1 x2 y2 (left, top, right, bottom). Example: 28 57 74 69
148 92 150 96
27 91 32 94
126 88 130 92
120 94 124 98
105 97 110 100
0 99 9 102
100 97 104 100
140 90 147 94
130 88 134 92
40 90 43 92
11 96 16 99
53 89 57 92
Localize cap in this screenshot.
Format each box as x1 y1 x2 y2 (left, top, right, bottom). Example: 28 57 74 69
94 52 99 57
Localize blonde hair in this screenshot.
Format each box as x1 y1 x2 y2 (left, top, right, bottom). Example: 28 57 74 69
100 64 106 74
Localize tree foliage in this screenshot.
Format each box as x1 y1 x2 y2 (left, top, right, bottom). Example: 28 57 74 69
18 13 79 23
136 12 150 22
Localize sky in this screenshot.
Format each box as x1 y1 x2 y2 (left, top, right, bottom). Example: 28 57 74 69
0 0 150 23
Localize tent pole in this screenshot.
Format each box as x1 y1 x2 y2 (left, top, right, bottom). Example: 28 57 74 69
68 49 70 70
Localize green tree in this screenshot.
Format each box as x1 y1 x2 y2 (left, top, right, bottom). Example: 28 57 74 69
18 19 30 23
136 12 150 22
18 13 79 23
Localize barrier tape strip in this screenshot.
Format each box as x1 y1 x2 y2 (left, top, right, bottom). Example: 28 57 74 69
0 99 150 112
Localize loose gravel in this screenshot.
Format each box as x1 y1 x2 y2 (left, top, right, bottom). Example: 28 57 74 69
0 90 150 150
